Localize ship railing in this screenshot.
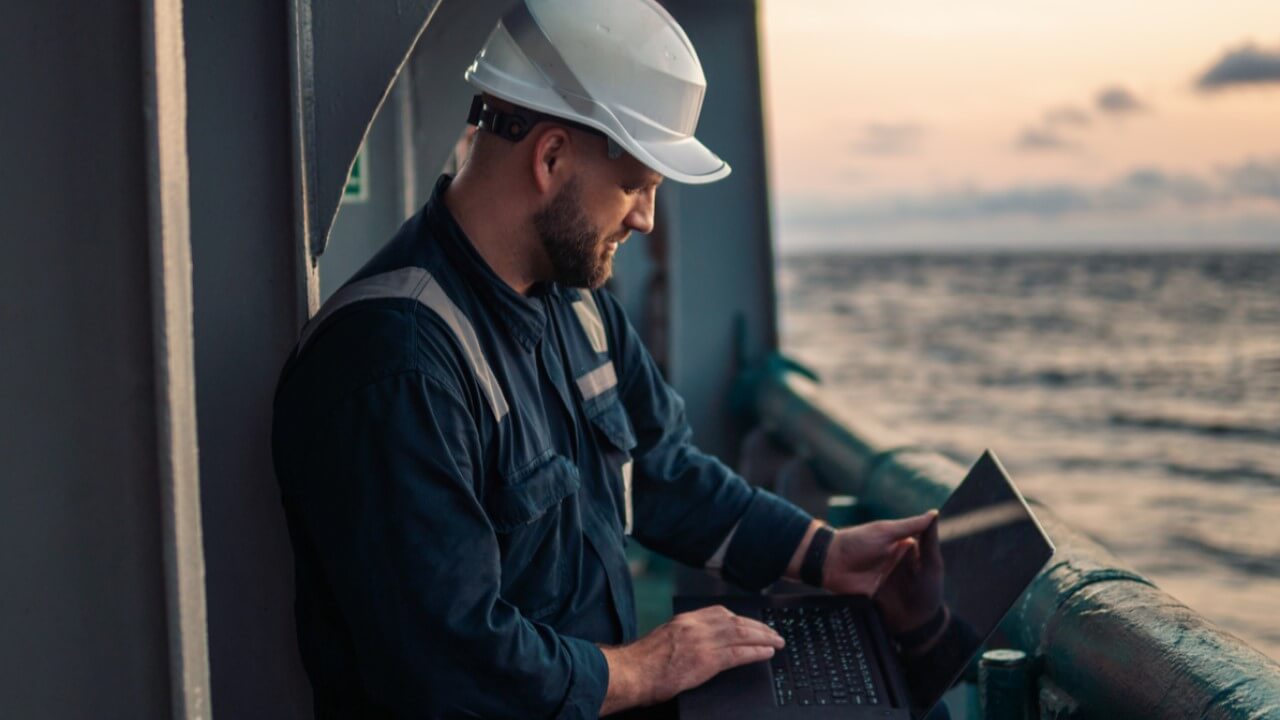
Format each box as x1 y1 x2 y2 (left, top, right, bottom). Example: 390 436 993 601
733 353 1280 719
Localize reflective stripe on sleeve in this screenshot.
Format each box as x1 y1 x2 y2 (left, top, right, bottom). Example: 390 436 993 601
705 522 740 571
297 266 510 421
622 459 633 535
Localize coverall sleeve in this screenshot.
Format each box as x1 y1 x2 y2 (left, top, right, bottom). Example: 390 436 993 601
598 291 814 590
293 369 607 719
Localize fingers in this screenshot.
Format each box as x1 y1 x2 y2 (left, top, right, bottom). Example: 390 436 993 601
671 607 784 683
895 537 920 572
877 537 918 588
680 606 784 647
715 643 778 669
712 616 786 649
922 516 943 568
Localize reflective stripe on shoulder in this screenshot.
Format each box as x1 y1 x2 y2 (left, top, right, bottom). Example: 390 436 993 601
572 289 609 354
572 289 616 401
297 266 510 422
576 360 617 401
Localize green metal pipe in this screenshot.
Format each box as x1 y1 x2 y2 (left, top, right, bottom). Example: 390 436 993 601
738 356 1280 719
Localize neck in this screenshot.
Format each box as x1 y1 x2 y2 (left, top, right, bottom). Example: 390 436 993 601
443 169 545 296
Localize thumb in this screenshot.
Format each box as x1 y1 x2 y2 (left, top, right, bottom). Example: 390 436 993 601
878 510 939 542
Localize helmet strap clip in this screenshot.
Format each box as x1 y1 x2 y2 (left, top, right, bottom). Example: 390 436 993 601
467 95 623 161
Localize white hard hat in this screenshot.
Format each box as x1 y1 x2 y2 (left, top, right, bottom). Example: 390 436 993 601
464 0 731 184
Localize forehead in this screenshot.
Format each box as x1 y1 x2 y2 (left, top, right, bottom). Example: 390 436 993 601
611 151 664 186
570 129 662 184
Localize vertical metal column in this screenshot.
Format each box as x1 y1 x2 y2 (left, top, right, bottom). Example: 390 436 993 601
142 0 211 715
658 0 780 462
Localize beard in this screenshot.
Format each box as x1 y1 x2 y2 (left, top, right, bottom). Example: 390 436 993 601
533 176 618 289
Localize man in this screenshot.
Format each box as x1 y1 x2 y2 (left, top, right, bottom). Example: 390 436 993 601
272 1 940 717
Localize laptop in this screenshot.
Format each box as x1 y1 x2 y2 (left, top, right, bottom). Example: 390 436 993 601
675 450 1054 719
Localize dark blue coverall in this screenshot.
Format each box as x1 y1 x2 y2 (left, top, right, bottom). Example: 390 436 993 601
272 176 815 718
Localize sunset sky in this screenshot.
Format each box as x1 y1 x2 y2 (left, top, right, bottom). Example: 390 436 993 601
760 1 1280 251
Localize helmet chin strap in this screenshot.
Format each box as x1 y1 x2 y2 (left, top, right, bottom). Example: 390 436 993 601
467 95 623 160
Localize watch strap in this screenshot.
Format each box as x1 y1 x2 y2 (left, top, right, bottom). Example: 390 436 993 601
800 525 835 588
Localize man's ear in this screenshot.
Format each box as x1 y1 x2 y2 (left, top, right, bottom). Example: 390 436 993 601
531 126 572 197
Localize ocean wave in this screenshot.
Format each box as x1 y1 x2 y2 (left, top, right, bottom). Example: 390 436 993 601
979 367 1124 389
1163 462 1280 487
1108 411 1280 441
1051 455 1280 488
1169 533 1280 577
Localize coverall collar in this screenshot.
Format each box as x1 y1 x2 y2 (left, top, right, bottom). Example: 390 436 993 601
426 174 564 352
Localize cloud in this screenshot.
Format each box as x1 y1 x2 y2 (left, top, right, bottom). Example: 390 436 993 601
1095 85 1147 114
1197 42 1280 90
1222 157 1280 199
1043 106 1091 127
782 157 1280 229
1013 106 1091 152
1013 126 1075 151
852 123 925 156
1015 126 1076 152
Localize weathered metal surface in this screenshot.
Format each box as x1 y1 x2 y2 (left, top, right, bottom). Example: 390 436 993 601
741 355 1280 719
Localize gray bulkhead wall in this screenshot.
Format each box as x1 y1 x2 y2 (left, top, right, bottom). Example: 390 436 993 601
0 0 203 717
184 2 314 716
654 0 781 462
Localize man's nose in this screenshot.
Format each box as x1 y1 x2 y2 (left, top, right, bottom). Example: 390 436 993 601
625 187 656 235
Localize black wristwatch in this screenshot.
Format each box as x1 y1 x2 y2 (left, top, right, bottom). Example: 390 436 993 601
800 525 836 588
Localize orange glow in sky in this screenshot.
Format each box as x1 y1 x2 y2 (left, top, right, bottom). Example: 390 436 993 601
760 1 1280 250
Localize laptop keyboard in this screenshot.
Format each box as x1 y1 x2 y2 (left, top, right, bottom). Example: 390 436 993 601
763 605 881 708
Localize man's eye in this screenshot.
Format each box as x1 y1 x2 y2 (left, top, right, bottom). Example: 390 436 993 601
621 185 642 195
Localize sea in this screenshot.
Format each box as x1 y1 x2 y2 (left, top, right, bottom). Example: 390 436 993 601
777 250 1280 661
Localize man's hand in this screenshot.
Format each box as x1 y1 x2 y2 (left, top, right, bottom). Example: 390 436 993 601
814 510 938 596
598 605 784 715
873 513 945 637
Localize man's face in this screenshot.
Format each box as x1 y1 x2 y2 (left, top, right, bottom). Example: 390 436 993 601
533 134 662 289
533 175 618 289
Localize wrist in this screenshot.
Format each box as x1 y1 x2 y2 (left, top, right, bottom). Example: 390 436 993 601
820 529 843 590
598 644 650 714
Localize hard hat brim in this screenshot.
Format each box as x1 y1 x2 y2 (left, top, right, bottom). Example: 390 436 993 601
629 135 731 185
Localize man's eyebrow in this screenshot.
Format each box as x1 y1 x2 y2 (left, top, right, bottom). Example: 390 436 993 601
625 173 663 190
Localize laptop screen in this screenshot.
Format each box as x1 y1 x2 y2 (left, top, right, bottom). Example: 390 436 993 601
877 450 1055 716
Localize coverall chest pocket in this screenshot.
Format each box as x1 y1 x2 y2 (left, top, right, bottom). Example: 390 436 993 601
585 396 638 534
486 451 581 621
